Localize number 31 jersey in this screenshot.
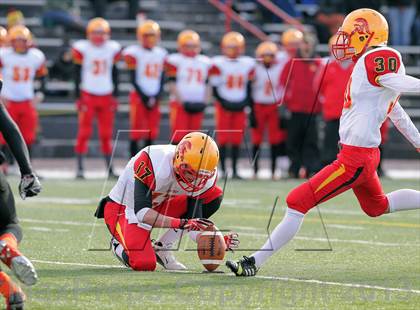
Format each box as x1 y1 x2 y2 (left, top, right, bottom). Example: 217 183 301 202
72 40 121 95
339 47 404 148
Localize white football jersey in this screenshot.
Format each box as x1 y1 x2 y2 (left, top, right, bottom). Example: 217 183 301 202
109 144 217 229
72 40 121 95
166 53 212 102
0 47 46 101
123 45 167 96
339 47 408 148
211 55 255 102
252 61 285 104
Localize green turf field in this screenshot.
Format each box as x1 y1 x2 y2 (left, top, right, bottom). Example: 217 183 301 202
7 177 420 309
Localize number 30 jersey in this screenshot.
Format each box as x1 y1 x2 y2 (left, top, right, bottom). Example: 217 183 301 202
0 47 46 101
109 144 217 227
72 40 121 95
339 46 410 148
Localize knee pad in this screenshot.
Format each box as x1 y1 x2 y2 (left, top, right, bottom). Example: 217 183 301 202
286 182 316 214
129 256 156 271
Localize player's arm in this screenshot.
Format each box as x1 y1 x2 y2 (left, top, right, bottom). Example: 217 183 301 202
0 88 41 198
377 74 420 93
388 102 420 152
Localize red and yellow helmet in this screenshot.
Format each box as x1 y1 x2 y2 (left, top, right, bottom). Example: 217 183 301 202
177 30 201 57
8 25 32 53
87 17 110 46
173 132 219 192
256 41 278 65
332 8 388 61
137 20 160 49
221 31 245 59
281 28 304 57
0 26 7 47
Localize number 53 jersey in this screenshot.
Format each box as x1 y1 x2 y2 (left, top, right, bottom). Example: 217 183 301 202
339 46 407 148
72 40 121 95
0 47 46 101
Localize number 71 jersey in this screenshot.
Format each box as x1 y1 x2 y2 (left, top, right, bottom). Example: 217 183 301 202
72 40 121 95
339 46 404 148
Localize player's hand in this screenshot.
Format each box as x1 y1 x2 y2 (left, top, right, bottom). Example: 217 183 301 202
146 97 157 109
180 218 214 231
224 232 240 251
110 97 119 111
19 173 42 200
75 99 86 112
416 148 420 153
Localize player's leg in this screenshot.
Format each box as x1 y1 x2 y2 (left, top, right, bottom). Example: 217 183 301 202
103 201 156 271
354 173 420 217
97 95 116 177
129 91 141 157
231 110 246 179
0 172 37 286
302 113 320 176
215 103 229 176
17 101 38 149
251 104 265 178
227 158 365 276
146 103 161 147
75 93 95 178
0 270 25 310
286 112 303 178
170 100 188 144
267 104 281 179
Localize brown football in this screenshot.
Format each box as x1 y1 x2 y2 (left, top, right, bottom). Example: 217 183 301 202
197 225 226 272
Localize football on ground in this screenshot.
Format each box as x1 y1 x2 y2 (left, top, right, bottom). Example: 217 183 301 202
9 177 420 309
197 225 225 272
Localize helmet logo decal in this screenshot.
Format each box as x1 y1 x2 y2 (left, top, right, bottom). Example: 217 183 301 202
177 140 192 162
353 18 371 35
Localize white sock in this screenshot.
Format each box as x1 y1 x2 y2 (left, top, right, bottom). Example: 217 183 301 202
387 189 420 213
157 229 184 247
251 208 304 268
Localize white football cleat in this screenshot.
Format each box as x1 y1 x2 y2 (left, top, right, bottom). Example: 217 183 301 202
154 241 187 270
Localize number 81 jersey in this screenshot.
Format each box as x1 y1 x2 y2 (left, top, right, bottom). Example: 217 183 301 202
339 46 404 148
72 40 121 95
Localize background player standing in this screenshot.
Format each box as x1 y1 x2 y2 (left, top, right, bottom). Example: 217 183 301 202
0 25 47 155
227 8 420 277
95 132 238 271
165 30 212 144
251 41 286 180
0 80 41 309
211 32 255 179
123 20 167 157
72 18 121 178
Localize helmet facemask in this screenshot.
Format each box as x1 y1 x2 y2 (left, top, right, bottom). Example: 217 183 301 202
174 163 215 192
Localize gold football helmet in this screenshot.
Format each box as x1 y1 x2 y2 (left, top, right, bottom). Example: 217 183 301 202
137 20 160 48
221 31 245 58
8 25 32 53
256 41 278 65
173 132 219 192
87 17 110 45
332 8 388 61
0 26 7 47
177 30 201 57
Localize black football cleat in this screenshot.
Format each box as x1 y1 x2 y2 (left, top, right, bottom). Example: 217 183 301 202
7 289 25 310
226 256 258 277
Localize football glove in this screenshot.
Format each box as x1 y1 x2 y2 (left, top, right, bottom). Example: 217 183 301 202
180 218 213 231
19 174 42 200
224 232 240 251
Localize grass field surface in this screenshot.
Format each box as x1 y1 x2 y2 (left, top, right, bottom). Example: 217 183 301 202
6 177 420 309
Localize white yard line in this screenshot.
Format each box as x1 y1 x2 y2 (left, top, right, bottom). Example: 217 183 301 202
31 259 420 294
27 226 69 233
326 224 365 230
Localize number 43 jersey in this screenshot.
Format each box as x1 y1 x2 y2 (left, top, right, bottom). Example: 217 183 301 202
72 40 121 95
109 144 217 225
340 46 412 148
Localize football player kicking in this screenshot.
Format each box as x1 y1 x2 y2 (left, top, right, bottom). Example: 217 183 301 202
0 80 41 309
227 8 420 276
95 132 239 271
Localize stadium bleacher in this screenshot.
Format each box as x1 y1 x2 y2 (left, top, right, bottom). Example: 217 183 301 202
1 0 419 159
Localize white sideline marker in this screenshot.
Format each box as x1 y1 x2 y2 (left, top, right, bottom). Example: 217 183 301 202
31 259 420 294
